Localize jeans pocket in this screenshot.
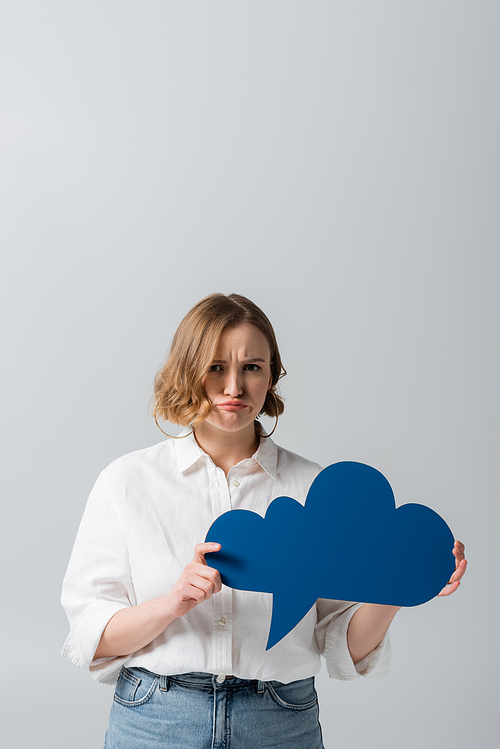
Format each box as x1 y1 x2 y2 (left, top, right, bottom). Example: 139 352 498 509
265 678 318 711
113 667 159 707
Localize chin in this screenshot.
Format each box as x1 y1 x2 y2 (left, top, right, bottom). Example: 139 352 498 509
216 415 254 432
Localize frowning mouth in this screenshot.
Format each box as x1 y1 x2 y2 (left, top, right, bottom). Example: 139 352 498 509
217 402 248 411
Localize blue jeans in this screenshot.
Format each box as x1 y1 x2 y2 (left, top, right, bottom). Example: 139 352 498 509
104 668 325 748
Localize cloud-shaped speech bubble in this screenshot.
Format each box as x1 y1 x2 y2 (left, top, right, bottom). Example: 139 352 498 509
205 462 456 650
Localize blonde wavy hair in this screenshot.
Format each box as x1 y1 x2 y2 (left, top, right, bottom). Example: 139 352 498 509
152 293 286 429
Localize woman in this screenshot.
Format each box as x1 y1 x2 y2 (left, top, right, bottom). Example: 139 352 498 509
61 293 466 748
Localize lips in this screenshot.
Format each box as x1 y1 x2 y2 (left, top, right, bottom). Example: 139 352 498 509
217 402 248 411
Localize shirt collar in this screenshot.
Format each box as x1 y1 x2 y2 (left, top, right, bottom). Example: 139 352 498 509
175 426 278 480
175 428 207 474
253 430 278 479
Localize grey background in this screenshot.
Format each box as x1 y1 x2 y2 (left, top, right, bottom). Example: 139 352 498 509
1 2 498 747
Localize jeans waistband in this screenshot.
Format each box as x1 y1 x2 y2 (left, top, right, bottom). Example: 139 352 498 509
129 668 306 693
171 672 256 686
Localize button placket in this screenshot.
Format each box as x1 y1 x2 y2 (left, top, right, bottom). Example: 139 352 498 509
211 464 233 678
218 586 232 676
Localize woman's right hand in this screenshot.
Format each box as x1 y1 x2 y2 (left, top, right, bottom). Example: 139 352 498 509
164 542 222 620
93 542 223 661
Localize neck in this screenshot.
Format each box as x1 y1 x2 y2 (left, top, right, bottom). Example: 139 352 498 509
194 421 260 475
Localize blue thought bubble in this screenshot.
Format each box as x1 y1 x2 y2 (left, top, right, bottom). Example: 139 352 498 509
205 461 456 650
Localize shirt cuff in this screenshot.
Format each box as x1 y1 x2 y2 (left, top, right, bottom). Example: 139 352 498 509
61 600 131 685
320 603 391 681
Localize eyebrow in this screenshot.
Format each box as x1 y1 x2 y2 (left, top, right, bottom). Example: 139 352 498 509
211 358 266 364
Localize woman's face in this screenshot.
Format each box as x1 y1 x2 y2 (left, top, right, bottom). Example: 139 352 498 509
200 323 272 435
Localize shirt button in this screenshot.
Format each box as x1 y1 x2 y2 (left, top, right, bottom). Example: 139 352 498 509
218 617 226 627
245 460 252 467
216 673 226 684
232 480 240 487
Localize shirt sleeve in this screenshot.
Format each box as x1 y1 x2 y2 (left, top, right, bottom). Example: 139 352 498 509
315 598 391 680
61 469 136 685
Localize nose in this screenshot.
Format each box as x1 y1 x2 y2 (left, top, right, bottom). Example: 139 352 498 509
223 368 243 398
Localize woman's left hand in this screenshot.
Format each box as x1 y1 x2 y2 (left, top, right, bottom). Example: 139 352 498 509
438 540 467 596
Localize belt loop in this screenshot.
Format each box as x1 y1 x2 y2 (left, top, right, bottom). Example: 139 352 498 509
257 680 265 694
159 675 169 692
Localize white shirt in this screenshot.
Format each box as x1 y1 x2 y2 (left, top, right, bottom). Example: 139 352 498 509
61 430 390 686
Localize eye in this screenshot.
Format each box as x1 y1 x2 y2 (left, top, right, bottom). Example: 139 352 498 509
244 364 261 371
208 364 223 372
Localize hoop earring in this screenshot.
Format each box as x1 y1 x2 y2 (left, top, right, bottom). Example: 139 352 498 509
154 406 194 440
259 414 278 438
259 389 279 438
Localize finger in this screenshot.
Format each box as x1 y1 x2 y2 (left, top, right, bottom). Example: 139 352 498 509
183 562 222 591
438 580 460 597
192 542 221 565
440 559 467 595
447 542 466 583
185 565 222 598
194 565 220 589
452 558 467 582
453 541 465 560
446 559 467 585
192 574 217 600
183 571 220 602
179 582 212 604
183 559 221 580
